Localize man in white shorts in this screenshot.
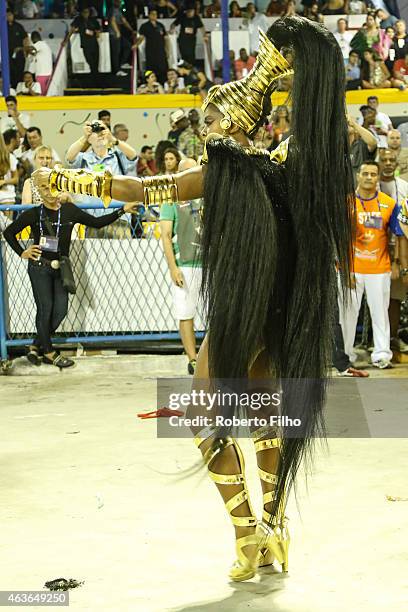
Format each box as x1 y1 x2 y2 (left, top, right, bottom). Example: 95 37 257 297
160 158 203 374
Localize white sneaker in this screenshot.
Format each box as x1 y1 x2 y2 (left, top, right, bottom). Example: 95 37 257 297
120 63 132 69
372 359 393 369
116 70 127 76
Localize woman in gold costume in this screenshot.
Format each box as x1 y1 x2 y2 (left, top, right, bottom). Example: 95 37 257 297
35 16 354 582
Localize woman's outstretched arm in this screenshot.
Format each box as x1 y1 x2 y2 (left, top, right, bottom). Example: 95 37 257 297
32 164 204 205
111 165 204 202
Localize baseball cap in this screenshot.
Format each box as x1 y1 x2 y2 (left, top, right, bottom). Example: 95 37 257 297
170 109 187 124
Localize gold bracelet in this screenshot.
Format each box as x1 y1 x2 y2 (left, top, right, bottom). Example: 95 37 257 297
141 175 179 207
48 167 113 207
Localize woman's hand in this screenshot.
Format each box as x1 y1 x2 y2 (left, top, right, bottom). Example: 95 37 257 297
170 267 184 287
21 245 42 261
123 202 142 214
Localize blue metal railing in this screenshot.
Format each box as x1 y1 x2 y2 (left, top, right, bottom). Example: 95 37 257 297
0 203 205 361
0 237 8 360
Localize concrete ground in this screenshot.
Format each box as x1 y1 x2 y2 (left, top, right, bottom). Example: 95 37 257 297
0 354 407 612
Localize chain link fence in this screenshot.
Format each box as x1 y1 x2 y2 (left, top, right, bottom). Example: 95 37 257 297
0 204 205 361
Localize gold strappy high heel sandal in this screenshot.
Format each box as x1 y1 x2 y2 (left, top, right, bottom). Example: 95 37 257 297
253 428 290 572
195 427 261 581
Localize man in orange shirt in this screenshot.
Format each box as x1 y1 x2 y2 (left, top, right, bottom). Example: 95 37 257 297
339 161 401 368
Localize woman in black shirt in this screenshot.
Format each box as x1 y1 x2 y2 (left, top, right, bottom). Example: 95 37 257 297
171 7 207 66
4 188 138 368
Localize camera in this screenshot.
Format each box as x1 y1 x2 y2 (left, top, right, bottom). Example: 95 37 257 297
90 121 105 133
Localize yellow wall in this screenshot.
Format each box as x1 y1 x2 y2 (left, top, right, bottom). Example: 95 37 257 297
2 90 407 112
0 94 202 112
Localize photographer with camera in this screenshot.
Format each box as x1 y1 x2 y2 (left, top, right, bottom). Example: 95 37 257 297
3 180 140 368
65 120 137 237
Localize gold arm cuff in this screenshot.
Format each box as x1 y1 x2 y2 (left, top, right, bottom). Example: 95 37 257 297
48 168 113 208
141 175 179 207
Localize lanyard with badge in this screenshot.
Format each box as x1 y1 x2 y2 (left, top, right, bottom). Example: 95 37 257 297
357 191 383 229
39 205 61 252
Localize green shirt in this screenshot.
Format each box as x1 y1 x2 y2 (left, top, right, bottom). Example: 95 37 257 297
160 200 202 267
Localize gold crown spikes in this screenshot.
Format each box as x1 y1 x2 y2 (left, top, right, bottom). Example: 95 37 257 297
202 29 293 136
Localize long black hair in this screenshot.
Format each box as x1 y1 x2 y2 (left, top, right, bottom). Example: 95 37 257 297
264 16 354 519
201 16 355 524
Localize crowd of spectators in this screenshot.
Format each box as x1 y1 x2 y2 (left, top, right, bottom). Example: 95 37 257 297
1 96 408 368
337 13 408 90
3 1 407 94
6 0 402 20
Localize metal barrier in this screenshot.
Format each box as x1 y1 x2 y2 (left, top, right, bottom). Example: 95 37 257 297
0 203 205 361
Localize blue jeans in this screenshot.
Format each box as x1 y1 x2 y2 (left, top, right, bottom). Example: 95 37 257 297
28 262 68 354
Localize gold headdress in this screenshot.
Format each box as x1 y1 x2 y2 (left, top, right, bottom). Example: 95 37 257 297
44 33 293 210
202 29 293 136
